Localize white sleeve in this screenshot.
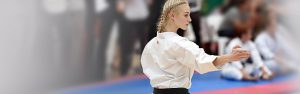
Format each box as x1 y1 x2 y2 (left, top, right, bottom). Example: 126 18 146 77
226 39 250 70
169 39 219 74
231 61 243 69
255 36 274 60
225 39 237 55
249 42 264 68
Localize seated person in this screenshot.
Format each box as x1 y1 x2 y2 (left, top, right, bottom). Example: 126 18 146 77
255 14 297 74
221 29 273 81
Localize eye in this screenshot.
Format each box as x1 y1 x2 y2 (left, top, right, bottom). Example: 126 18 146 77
184 14 189 17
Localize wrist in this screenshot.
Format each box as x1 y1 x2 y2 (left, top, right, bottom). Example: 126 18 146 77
225 54 232 63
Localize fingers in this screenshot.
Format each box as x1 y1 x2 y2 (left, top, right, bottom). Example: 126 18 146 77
234 49 250 60
239 54 249 59
237 50 248 54
238 50 250 57
233 45 241 49
230 47 250 61
234 48 248 54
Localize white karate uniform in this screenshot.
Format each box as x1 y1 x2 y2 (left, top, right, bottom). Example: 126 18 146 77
141 32 220 89
221 38 272 80
255 24 295 72
255 31 280 72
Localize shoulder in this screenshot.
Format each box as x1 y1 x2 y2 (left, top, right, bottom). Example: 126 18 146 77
143 37 157 51
170 36 201 54
228 38 241 46
226 38 240 51
247 41 257 49
255 31 273 45
256 31 268 40
172 36 197 47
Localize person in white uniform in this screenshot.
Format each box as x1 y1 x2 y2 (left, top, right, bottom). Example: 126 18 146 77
141 0 250 94
221 29 273 81
255 13 296 74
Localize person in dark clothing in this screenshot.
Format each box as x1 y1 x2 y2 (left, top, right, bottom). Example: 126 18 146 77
218 0 253 38
84 0 96 66
188 0 202 47
147 0 166 41
94 0 118 80
117 0 150 76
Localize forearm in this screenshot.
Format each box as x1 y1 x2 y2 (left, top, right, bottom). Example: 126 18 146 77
212 54 232 68
213 45 250 68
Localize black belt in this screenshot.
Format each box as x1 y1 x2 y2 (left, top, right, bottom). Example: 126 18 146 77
153 88 190 94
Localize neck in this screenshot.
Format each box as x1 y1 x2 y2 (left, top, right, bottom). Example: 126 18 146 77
267 28 276 38
240 37 247 43
241 40 247 43
268 31 276 38
165 22 178 33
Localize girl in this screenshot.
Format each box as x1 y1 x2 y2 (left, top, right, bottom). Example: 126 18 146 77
141 0 250 94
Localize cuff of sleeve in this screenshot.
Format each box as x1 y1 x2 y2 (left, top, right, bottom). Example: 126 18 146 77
206 55 221 71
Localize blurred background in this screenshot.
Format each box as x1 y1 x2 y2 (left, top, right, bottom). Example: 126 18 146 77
0 0 300 94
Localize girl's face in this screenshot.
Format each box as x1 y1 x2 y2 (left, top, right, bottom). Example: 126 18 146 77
170 4 192 30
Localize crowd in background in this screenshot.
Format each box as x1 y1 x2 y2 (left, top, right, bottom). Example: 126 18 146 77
37 0 298 82
2 0 300 93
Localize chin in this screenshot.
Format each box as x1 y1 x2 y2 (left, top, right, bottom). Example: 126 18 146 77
180 27 187 31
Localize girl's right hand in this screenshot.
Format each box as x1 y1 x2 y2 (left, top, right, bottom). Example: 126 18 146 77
229 45 250 61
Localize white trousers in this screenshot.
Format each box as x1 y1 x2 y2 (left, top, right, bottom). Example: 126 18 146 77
221 64 262 80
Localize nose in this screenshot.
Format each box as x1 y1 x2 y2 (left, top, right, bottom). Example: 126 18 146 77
188 16 192 23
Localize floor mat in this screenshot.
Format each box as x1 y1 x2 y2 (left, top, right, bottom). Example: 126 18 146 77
55 71 296 94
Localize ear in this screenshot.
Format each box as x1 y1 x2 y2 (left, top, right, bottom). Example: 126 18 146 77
168 11 175 21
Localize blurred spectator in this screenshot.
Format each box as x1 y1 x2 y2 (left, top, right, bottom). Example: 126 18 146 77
221 30 273 81
84 0 96 65
147 0 165 41
255 7 297 75
117 0 150 76
250 0 269 40
200 0 225 55
218 0 253 39
39 0 71 66
188 0 203 47
94 0 118 80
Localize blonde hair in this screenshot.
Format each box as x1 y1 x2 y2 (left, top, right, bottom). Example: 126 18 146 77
157 0 188 33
